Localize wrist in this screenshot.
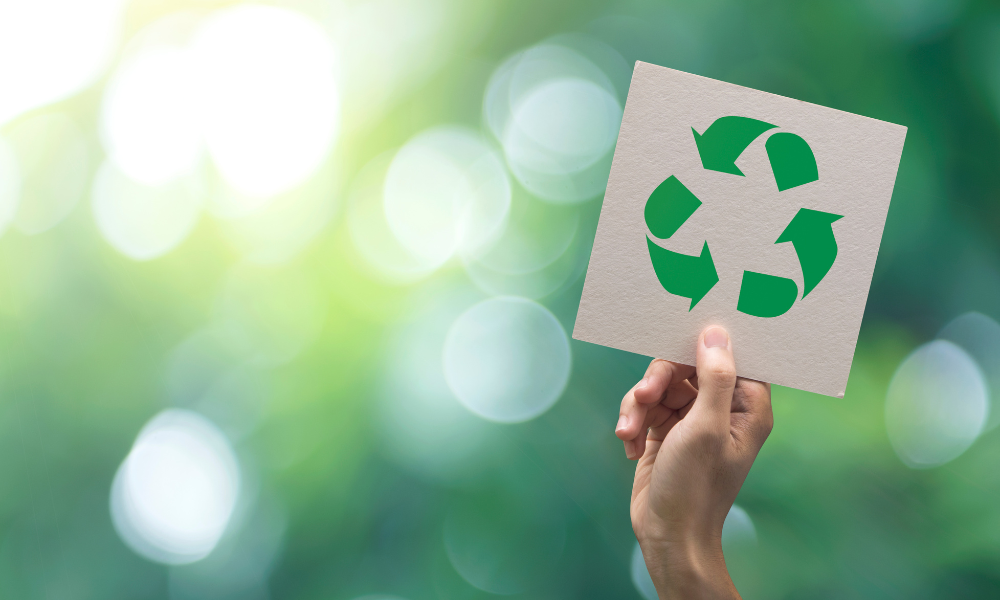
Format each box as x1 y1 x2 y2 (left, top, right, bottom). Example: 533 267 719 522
637 532 737 599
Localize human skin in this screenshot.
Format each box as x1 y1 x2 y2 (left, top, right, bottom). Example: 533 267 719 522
615 326 773 600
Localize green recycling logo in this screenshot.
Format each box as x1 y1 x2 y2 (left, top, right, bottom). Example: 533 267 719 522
644 116 843 318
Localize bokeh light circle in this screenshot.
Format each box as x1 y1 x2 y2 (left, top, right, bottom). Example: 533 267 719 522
6 112 90 234
630 542 658 600
101 45 202 185
192 5 339 198
507 78 621 174
384 126 510 270
938 311 1000 431
484 40 624 203
111 409 240 565
443 297 570 423
168 491 287 599
91 160 204 260
885 340 988 469
348 153 440 283
0 0 126 126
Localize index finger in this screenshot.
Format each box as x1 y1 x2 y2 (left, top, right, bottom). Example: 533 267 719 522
633 359 696 406
616 359 696 443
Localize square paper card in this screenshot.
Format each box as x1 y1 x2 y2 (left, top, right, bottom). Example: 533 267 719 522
574 62 907 397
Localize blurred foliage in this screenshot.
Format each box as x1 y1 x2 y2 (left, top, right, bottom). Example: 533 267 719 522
1 0 999 599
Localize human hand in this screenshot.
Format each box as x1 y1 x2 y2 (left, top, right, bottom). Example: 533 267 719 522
615 326 773 599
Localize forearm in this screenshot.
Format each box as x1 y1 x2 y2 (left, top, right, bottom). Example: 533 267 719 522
639 537 741 600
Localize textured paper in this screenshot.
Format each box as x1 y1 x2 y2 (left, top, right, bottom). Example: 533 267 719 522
573 62 907 397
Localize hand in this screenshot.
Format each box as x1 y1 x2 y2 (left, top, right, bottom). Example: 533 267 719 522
615 326 773 600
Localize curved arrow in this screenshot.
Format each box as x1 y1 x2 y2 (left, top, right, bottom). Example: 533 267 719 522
644 176 701 239
776 208 843 297
737 271 798 318
692 116 776 176
765 132 819 191
646 238 718 310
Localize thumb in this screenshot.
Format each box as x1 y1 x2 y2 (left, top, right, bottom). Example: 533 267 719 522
687 326 737 430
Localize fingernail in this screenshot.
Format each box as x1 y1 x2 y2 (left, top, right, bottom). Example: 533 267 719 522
704 327 729 349
624 440 636 459
616 415 628 432
636 377 649 390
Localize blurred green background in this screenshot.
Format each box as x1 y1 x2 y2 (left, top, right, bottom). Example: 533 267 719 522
0 0 999 598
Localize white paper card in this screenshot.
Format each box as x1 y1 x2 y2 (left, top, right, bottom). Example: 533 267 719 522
573 62 907 397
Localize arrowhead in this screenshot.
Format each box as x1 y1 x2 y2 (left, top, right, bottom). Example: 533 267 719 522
692 117 776 176
689 242 719 310
693 126 744 176
645 238 719 310
776 208 844 297
776 209 843 244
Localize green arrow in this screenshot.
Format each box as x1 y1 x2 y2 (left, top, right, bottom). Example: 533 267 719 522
692 116 776 176
644 176 701 239
765 132 819 191
737 271 798 318
775 208 843 297
646 238 718 310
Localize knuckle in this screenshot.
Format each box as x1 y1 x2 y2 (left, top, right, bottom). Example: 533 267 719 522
702 362 736 386
761 412 775 437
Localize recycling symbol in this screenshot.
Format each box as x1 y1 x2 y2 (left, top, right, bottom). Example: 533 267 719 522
644 116 843 318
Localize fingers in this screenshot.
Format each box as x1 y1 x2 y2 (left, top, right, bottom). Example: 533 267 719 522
628 404 673 458
617 360 696 445
686 326 737 431
633 360 696 407
618 378 698 459
616 386 648 452
647 399 688 442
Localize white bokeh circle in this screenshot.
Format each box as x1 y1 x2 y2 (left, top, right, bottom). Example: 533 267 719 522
0 0 126 126
484 39 624 203
102 45 202 186
192 5 339 198
885 340 988 469
507 78 621 174
938 311 1000 431
443 296 570 423
383 126 510 270
110 409 240 565
91 160 204 261
347 153 440 283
